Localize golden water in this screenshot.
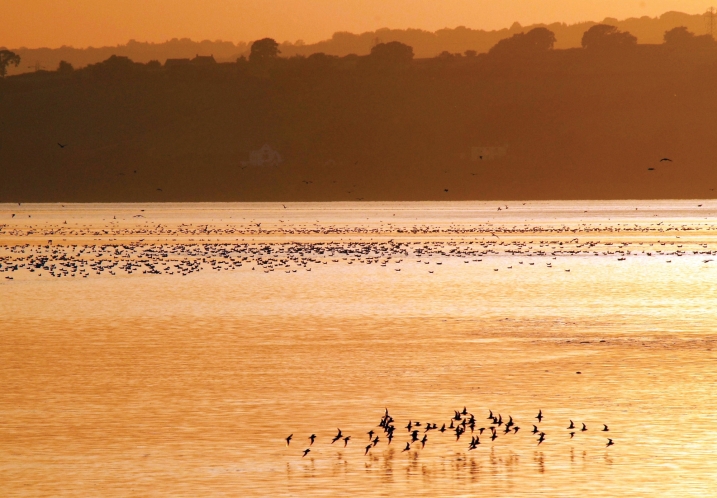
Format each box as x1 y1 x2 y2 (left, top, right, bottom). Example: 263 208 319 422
2 201 717 496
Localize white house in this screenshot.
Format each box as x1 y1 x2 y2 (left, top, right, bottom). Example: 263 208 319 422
242 144 283 167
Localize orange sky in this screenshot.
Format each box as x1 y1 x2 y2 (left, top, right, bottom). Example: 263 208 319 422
3 0 710 48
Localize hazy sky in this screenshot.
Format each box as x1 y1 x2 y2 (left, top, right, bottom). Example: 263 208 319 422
4 0 711 48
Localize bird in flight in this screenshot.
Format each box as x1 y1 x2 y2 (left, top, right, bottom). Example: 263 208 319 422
302 448 311 457
659 158 672 162
57 143 68 148
606 438 614 447
285 434 293 446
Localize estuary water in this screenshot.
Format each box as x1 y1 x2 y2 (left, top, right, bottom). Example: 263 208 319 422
2 201 717 496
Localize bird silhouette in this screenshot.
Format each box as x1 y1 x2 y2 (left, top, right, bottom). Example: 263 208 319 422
606 438 614 447
602 424 609 432
402 442 410 452
659 158 672 162
285 434 293 446
57 143 67 148
309 434 316 445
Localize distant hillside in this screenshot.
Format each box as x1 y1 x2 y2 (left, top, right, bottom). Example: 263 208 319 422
2 11 710 76
2 26 717 202
282 11 710 57
3 39 249 76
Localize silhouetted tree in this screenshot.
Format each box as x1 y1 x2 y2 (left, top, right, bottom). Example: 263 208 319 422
57 60 74 74
88 55 138 80
305 52 338 67
664 27 716 49
306 52 334 62
464 50 478 57
0 50 21 77
146 60 162 69
437 51 457 59
488 27 557 56
581 25 637 51
369 41 414 66
250 38 281 63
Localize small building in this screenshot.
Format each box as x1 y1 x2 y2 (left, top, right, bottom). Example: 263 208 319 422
191 54 216 65
242 144 283 167
164 58 191 67
471 145 508 161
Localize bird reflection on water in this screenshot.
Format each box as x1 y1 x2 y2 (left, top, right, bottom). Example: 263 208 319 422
286 406 614 486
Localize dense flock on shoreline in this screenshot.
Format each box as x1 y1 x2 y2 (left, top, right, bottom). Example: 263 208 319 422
1 219 716 280
4 218 717 238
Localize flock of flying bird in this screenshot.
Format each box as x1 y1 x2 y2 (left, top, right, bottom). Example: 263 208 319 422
49 146 689 196
286 408 614 458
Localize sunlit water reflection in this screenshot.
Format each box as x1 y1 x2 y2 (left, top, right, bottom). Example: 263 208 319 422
1 201 717 496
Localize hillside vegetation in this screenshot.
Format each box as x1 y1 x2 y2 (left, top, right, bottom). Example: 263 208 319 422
1 25 717 202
